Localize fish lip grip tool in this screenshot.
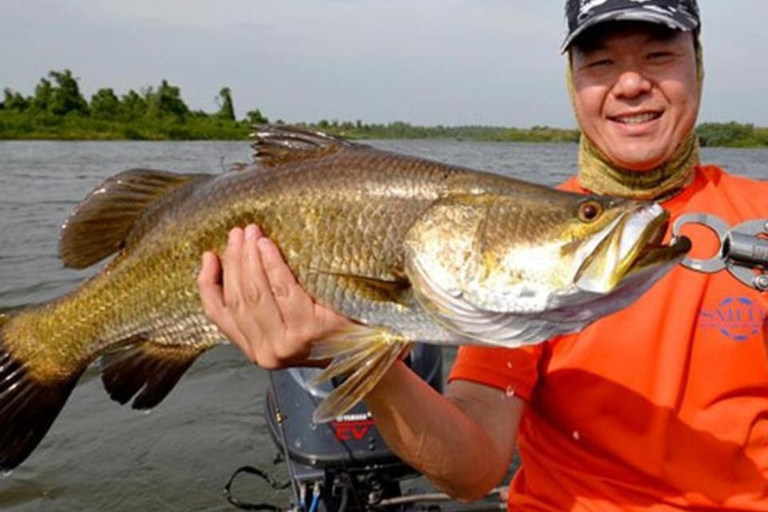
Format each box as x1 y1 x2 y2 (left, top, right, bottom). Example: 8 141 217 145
672 214 768 291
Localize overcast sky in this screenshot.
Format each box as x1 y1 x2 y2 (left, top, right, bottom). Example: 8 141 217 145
1 1 767 128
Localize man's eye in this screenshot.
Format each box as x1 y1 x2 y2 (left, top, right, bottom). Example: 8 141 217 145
587 59 612 68
648 51 674 61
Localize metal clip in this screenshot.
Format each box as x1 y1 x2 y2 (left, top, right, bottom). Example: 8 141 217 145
672 214 768 291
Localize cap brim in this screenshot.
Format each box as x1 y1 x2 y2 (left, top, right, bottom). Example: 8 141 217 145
560 9 698 53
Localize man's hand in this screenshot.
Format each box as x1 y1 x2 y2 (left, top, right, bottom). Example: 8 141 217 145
197 226 522 500
197 224 352 368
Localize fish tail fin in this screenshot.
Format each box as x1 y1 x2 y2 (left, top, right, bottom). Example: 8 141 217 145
309 325 410 424
0 313 84 470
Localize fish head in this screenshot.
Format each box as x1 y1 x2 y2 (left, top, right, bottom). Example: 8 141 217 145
404 191 690 345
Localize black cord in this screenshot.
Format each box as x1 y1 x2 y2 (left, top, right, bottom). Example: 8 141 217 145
336 483 350 512
224 466 290 511
268 371 304 509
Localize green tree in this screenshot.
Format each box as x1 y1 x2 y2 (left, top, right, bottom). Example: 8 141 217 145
31 78 54 112
90 88 121 120
697 122 756 147
217 87 236 121
146 80 189 119
48 69 89 116
245 109 268 125
120 89 147 121
2 88 30 112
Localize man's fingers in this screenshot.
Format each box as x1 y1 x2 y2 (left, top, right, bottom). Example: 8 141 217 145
257 236 321 342
236 224 285 344
199 225 337 367
241 224 275 308
197 251 227 318
257 236 298 299
197 251 253 359
258 236 311 311
222 228 246 311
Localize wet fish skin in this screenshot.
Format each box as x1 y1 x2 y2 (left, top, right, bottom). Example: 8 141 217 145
0 126 689 469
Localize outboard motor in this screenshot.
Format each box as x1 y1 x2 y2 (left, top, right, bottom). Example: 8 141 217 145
226 344 446 512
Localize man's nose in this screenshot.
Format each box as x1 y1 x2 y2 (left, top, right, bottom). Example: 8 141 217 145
612 70 652 99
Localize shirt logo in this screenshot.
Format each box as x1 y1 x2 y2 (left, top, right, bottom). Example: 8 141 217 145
699 296 766 342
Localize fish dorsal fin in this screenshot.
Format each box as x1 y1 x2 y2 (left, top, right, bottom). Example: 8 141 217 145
251 125 362 167
59 169 207 269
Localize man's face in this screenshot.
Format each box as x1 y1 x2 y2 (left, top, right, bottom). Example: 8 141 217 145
570 22 699 172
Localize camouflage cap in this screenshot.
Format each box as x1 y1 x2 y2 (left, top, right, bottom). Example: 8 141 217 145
561 0 700 53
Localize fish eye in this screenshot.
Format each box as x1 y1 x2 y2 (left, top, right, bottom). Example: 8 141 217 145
578 200 603 223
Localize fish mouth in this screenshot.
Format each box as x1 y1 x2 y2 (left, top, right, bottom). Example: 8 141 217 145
575 203 691 294
626 216 691 276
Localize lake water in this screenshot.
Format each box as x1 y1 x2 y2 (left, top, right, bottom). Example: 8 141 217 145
0 140 766 511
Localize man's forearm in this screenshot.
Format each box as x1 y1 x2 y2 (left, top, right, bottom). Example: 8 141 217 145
363 361 522 501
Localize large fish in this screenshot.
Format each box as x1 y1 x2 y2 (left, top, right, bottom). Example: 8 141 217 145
0 126 690 469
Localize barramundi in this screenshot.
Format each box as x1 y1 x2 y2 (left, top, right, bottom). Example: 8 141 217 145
0 126 690 469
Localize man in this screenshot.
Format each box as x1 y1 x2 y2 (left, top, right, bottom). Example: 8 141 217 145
198 0 768 509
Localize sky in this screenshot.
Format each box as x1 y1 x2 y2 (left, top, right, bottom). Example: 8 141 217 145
1 0 767 128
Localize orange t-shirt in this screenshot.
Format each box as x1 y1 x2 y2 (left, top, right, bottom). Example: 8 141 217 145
449 166 768 511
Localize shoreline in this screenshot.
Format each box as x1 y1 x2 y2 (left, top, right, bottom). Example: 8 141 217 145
1 118 766 148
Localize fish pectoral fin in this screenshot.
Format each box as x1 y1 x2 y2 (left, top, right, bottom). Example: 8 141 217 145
59 169 210 269
0 314 85 470
101 339 210 410
251 125 363 167
308 325 410 423
314 271 412 306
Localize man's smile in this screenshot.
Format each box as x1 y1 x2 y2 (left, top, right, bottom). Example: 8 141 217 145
608 111 663 125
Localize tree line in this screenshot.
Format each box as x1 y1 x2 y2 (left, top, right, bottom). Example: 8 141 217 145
696 122 768 148
2 70 767 146
0 70 266 140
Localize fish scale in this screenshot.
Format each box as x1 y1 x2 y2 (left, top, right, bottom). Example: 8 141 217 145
0 125 690 469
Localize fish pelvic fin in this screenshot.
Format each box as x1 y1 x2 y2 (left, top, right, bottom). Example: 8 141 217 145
309 325 410 424
251 125 364 167
101 338 211 410
59 169 210 269
0 313 84 470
